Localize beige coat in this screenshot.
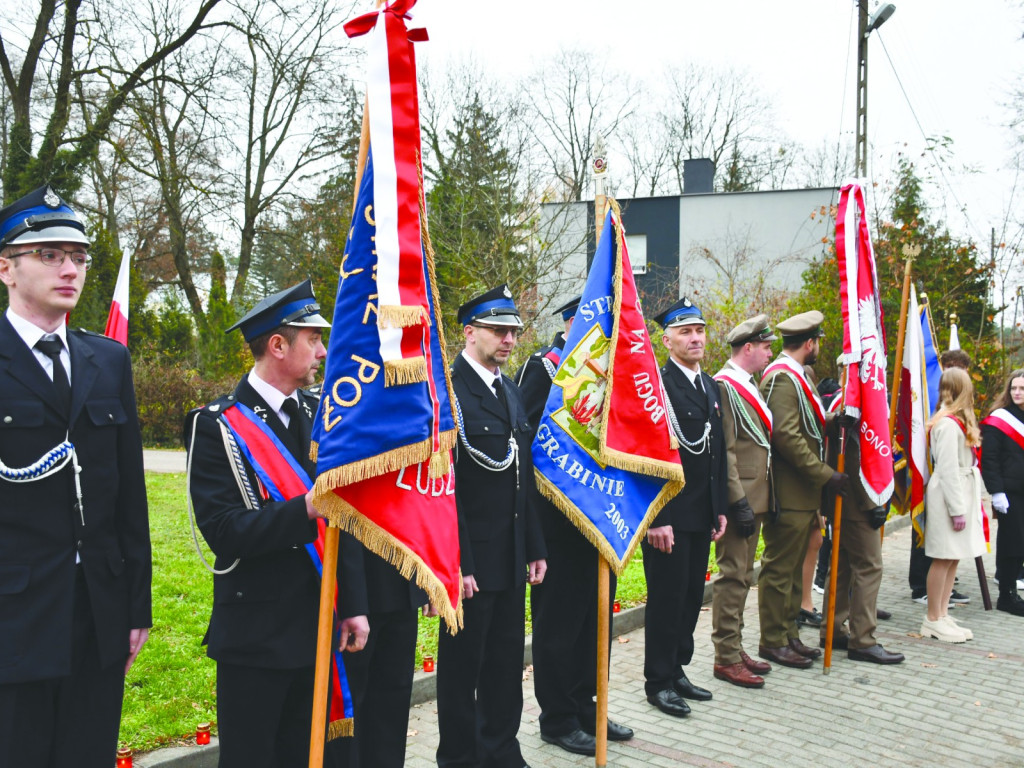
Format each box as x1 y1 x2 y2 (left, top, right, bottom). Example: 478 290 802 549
925 416 987 560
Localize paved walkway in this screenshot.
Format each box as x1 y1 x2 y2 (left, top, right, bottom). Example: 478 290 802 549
144 448 186 473
403 522 1023 768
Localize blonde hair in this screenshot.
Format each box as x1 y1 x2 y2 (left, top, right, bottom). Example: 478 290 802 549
928 367 979 445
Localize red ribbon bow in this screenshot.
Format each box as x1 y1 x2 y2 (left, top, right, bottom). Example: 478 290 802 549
344 0 428 42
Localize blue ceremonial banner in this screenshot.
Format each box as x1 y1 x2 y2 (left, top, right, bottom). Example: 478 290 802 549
311 152 455 482
531 205 684 574
310 151 463 626
920 300 941 417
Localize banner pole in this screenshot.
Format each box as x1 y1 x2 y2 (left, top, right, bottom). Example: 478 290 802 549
824 367 849 675
883 245 918 544
309 8 378 764
595 557 610 767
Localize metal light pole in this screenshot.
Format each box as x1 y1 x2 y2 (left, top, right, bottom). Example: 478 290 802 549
855 1 896 177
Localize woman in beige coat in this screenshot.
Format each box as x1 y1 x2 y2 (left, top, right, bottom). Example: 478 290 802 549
922 368 987 643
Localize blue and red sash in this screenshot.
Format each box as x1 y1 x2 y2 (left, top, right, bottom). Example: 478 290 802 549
220 402 354 738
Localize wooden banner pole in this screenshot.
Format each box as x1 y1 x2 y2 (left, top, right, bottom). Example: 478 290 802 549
595 557 610 767
309 10 377 764
824 367 850 675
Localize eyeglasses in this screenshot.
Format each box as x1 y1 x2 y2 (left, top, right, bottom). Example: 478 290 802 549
473 324 520 339
6 247 92 270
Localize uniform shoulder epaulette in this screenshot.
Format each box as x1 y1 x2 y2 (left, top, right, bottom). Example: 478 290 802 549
300 384 323 400
71 327 120 344
198 392 237 415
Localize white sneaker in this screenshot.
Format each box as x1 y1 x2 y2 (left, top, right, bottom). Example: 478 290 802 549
812 583 825 594
1017 578 1024 591
943 615 973 640
920 617 967 643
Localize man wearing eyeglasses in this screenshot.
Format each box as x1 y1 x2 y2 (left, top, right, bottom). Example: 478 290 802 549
436 284 547 768
0 186 151 767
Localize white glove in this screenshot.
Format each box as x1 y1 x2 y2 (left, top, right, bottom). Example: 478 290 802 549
992 492 1009 514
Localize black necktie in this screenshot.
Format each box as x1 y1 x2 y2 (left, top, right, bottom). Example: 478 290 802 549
281 397 307 452
492 377 509 417
36 336 71 416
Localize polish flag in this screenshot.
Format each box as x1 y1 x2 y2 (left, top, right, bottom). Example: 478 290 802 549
104 251 130 345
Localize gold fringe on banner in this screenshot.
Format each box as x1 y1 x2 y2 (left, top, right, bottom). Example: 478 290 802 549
314 490 464 633
534 470 682 576
310 441 319 463
596 199 686 485
384 356 428 386
378 304 427 328
313 430 456 490
328 718 354 740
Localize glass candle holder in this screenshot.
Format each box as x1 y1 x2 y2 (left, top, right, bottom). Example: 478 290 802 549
116 748 132 768
613 600 621 613
196 722 211 745
423 654 435 673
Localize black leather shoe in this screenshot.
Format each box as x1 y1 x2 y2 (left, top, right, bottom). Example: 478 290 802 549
672 671 712 701
876 607 892 620
540 728 596 756
796 607 822 628
848 644 905 664
581 719 634 741
647 688 691 717
996 593 1024 616
819 634 849 650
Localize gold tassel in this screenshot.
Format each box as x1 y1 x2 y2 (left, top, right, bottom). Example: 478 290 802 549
309 441 319 463
328 717 354 740
378 304 426 328
384 357 428 386
428 450 450 479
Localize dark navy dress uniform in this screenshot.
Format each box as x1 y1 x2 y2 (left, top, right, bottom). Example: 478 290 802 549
519 326 617 743
185 281 365 768
436 286 546 768
0 186 151 768
643 300 726 700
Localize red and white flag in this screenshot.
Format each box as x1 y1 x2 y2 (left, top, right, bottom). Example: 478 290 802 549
895 285 929 518
103 250 130 345
836 180 894 505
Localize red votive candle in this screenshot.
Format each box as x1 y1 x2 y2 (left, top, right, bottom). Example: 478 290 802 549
423 654 435 673
196 722 211 745
613 600 621 613
116 748 132 768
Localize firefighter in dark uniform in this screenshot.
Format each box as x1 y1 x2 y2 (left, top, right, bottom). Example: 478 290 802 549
643 297 727 718
517 296 634 757
436 284 547 768
185 281 368 768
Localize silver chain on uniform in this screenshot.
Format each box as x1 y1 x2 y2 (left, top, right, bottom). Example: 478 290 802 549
452 393 520 489
665 397 712 455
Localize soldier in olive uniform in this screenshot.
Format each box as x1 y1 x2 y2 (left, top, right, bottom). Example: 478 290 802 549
819 386 905 664
711 315 777 688
757 311 846 669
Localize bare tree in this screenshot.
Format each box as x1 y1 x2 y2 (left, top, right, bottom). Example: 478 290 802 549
221 0 355 306
526 49 637 202
0 0 222 200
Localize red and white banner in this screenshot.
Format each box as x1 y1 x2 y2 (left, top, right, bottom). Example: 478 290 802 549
896 285 929 517
836 180 894 506
103 250 130 345
345 0 431 387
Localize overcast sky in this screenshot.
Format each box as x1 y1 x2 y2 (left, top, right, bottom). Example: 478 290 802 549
413 0 1024 248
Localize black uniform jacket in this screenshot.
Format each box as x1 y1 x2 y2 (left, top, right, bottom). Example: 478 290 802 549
451 354 546 591
0 317 150 684
516 333 579 546
186 376 366 668
654 361 727 533
981 405 1024 556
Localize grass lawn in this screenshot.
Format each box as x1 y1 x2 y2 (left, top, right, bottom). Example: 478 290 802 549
124 471 766 751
